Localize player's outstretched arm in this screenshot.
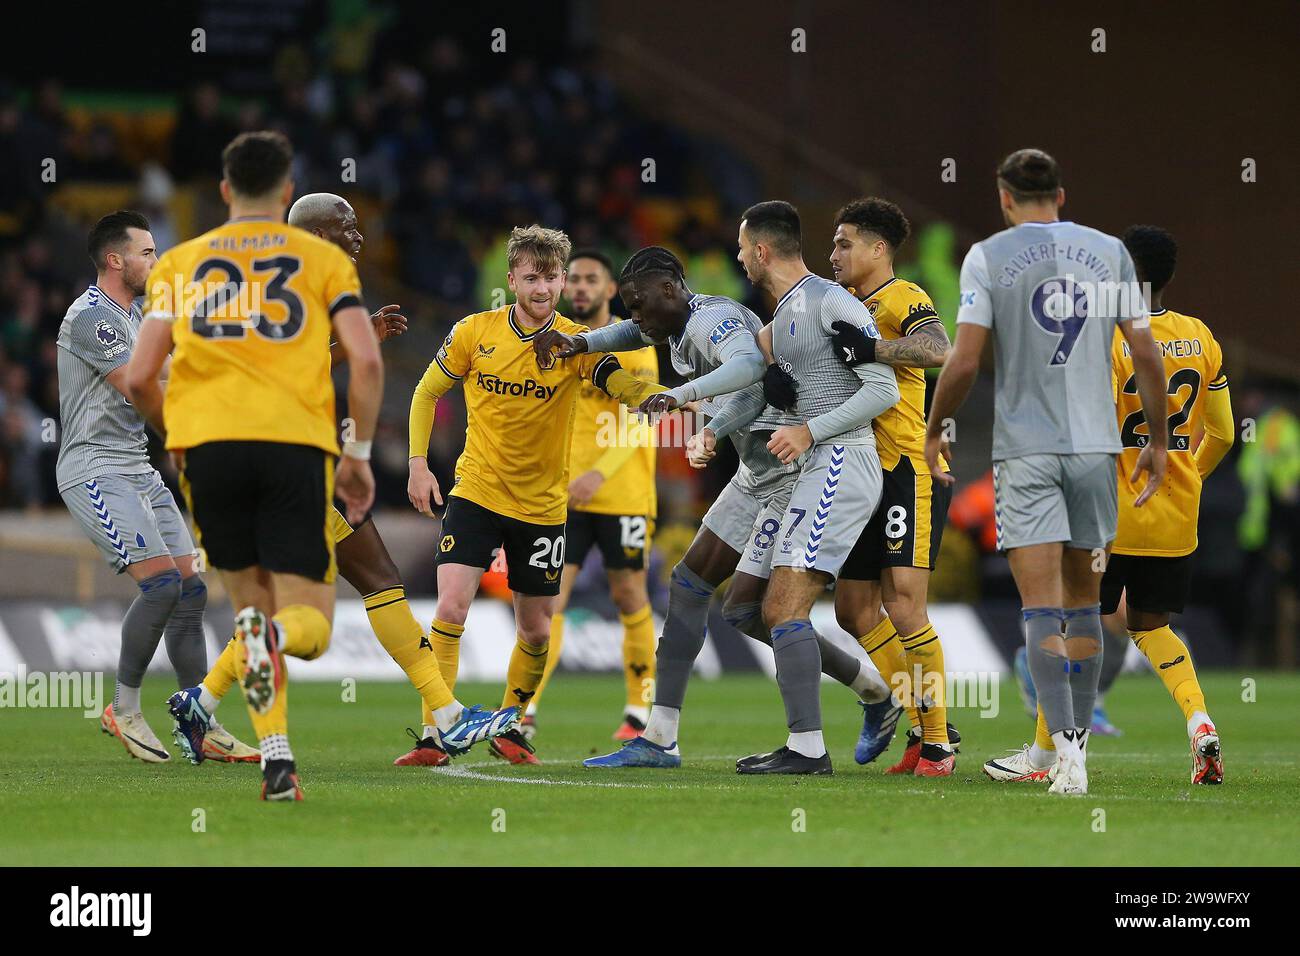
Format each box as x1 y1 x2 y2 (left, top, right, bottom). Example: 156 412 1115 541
333 304 383 524
123 318 175 437
640 334 766 416
535 319 643 366
1120 318 1169 506
1195 382 1235 478
833 319 951 369
924 322 986 485
589 354 667 409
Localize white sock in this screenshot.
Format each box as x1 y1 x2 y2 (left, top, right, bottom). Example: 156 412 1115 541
431 700 464 734
643 706 680 748
259 733 293 764
115 682 141 715
1188 710 1213 738
1029 742 1056 768
1050 730 1080 760
786 730 826 758
198 687 220 714
623 704 650 725
525 701 538 718
851 662 891 703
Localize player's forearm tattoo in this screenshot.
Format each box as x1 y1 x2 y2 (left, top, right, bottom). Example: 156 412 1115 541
873 322 951 369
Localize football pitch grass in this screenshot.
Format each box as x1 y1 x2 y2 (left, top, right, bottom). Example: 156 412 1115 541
2 671 1297 866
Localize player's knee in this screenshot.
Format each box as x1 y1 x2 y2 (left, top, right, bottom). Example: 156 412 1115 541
722 592 754 625
761 592 791 632
179 575 207 609
435 596 471 626
519 618 551 646
1066 635 1102 659
139 568 183 608
609 579 647 616
279 604 332 660
882 594 923 633
835 601 877 639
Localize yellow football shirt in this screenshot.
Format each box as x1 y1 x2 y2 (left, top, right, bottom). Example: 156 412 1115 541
568 319 658 518
144 217 361 454
1111 308 1228 557
410 305 633 525
860 278 949 473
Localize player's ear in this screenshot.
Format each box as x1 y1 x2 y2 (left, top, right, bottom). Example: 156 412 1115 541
219 179 232 205
1056 187 1066 209
281 179 294 208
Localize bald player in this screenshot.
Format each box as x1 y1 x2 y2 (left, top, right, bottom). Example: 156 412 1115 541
287 193 464 768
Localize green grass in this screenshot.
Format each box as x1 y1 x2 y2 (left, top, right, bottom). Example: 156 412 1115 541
1 672 1296 866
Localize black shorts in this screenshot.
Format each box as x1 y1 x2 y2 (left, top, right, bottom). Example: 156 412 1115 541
436 496 566 596
1100 552 1194 615
181 440 335 582
566 510 652 571
841 456 951 581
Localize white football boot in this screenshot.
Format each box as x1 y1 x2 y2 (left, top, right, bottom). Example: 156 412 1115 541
983 745 1053 783
101 704 171 763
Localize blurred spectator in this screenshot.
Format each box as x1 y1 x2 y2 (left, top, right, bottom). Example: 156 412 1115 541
169 84 236 182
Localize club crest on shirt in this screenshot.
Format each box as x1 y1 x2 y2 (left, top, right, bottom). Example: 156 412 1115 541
95 319 127 358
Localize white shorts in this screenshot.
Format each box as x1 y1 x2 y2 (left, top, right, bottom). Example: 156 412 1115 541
771 443 883 580
734 481 796 581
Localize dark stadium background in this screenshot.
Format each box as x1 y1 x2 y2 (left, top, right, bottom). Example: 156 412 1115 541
0 0 1296 668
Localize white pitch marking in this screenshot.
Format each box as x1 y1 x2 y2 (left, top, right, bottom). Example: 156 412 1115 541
434 766 661 788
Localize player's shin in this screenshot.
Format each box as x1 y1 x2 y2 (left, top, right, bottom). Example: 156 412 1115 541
529 612 565 717
644 562 716 747
429 618 464 695
859 617 919 722
365 587 459 732
901 623 949 746
117 569 183 714
1129 625 1208 728
620 605 654 721
1032 704 1056 767
1023 608 1078 754
772 620 826 758
164 575 208 688
502 636 549 711
1063 605 1104 739
200 638 242 713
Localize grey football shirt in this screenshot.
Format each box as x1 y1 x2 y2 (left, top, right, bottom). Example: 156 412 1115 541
957 221 1147 460
55 286 152 490
580 293 796 491
770 275 897 446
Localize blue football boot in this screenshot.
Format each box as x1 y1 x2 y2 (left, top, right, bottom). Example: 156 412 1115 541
584 735 681 768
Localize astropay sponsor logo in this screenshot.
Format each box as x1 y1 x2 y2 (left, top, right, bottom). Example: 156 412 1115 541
49 886 151 936
475 371 557 400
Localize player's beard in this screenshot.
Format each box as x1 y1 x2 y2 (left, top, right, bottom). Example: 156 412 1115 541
568 298 597 321
124 264 149 299
518 296 555 324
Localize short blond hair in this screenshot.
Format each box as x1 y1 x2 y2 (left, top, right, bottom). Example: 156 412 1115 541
506 225 572 275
